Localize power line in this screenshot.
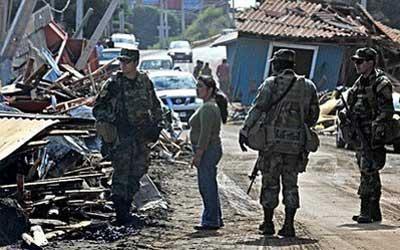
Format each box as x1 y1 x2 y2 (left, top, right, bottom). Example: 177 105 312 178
40 0 71 14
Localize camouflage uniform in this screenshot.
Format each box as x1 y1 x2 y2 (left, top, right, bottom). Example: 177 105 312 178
93 70 162 215
344 48 393 222
241 49 319 236
244 69 319 209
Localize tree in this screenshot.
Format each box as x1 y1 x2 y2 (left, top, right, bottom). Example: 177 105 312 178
182 7 231 41
128 6 180 48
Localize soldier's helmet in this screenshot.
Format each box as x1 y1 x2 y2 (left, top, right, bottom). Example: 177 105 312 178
351 47 377 62
269 49 296 63
118 44 140 62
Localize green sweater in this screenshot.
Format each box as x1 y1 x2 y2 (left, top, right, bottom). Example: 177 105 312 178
189 100 221 149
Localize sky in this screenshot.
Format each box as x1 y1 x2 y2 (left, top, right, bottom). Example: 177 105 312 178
230 0 257 8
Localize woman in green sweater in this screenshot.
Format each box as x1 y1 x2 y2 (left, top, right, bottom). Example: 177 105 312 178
189 75 228 230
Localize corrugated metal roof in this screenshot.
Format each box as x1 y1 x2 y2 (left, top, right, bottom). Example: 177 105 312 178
236 0 366 40
0 116 59 161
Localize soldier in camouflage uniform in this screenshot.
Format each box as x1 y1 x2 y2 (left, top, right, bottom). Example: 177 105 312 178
340 47 393 223
239 49 320 237
93 46 163 225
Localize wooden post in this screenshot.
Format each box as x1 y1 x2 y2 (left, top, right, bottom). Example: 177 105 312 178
72 7 94 39
0 0 9 42
75 0 84 39
75 0 119 71
0 0 37 85
0 0 38 60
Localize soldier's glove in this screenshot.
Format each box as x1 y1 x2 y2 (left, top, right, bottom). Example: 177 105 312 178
338 110 350 124
239 128 249 152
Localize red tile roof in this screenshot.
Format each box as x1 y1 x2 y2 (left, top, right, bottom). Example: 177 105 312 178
236 0 366 41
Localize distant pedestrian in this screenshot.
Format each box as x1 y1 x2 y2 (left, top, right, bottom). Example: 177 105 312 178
216 59 231 99
95 42 104 58
189 75 228 231
193 60 203 79
201 62 212 76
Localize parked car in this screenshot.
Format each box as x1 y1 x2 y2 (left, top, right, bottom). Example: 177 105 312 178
167 40 193 63
147 70 202 122
335 88 400 151
99 48 121 71
139 55 174 71
111 33 139 48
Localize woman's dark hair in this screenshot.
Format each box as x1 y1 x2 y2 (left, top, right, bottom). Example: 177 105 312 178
198 75 228 124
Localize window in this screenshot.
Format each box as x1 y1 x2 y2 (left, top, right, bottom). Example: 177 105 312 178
264 42 319 79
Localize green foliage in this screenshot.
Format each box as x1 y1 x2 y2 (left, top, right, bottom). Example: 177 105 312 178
151 7 232 49
128 6 180 49
182 7 231 41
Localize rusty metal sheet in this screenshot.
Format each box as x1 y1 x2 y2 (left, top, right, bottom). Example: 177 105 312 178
0 116 59 161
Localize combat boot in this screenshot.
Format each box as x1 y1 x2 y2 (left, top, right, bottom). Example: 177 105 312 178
352 198 372 223
369 196 382 222
258 207 275 235
278 207 296 237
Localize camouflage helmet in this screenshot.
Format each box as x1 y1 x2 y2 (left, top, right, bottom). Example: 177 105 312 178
269 49 296 63
351 47 377 62
118 44 140 62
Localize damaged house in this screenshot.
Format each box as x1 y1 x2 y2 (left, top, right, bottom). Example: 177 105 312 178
213 0 400 104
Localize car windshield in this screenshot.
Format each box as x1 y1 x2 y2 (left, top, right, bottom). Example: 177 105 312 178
151 75 196 90
169 41 190 49
100 50 120 60
140 60 173 70
113 38 135 44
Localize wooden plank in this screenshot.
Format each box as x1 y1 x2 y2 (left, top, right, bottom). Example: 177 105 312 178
75 0 119 70
0 0 38 59
0 178 83 190
60 64 85 79
31 225 48 247
47 129 89 136
24 64 48 86
23 58 35 81
31 196 68 207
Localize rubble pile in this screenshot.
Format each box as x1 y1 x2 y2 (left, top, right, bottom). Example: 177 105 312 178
0 5 192 249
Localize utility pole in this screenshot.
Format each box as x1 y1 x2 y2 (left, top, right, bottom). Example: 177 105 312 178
158 0 165 48
232 0 236 27
119 0 125 33
361 0 367 8
76 0 84 39
181 0 185 35
0 0 9 42
0 0 38 84
75 0 119 70
73 7 94 39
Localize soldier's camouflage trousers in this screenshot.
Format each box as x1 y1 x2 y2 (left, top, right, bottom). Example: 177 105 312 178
110 137 150 202
258 152 301 209
356 148 385 199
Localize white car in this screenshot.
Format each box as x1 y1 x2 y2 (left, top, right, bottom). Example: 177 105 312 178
167 40 193 63
139 55 174 71
99 48 121 71
147 70 202 122
111 33 139 48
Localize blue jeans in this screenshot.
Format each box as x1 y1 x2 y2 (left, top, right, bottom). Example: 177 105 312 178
194 143 223 227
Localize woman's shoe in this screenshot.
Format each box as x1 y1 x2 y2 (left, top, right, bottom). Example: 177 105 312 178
193 225 220 230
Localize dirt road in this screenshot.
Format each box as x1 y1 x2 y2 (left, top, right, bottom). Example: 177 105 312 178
42 123 400 250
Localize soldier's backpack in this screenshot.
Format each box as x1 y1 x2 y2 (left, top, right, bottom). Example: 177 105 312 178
247 76 297 151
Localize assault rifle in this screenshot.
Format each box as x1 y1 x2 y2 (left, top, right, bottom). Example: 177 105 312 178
246 159 259 194
335 87 373 163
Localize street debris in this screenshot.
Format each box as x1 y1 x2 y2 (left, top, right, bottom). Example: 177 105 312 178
0 4 192 248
